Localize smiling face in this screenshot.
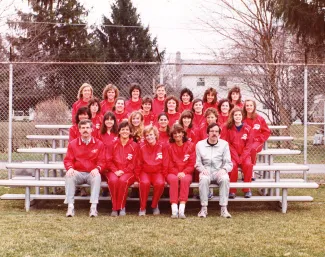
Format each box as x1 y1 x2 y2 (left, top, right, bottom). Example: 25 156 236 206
182 117 192 128
245 100 255 114
181 93 191 104
142 102 152 113
90 102 99 114
119 126 131 139
107 89 116 102
156 87 166 99
207 93 215 104
233 111 243 125
145 130 157 145
78 113 89 121
193 101 203 114
167 99 177 113
206 113 217 125
158 115 169 128
104 117 114 129
82 87 92 100
231 92 240 101
172 130 184 144
221 101 230 114
131 89 140 100
115 100 125 113
131 114 141 127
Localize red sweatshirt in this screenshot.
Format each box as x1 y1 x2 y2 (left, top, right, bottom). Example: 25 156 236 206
106 138 138 173
192 113 205 130
218 114 229 128
220 123 252 164
91 114 103 130
158 130 170 146
97 132 118 147
100 100 114 115
69 124 98 142
114 111 129 124
203 102 218 112
185 127 198 144
126 99 142 114
135 141 169 179
166 112 181 126
143 112 156 126
195 123 208 142
71 99 88 124
179 102 193 113
152 98 165 116
243 114 271 143
168 141 195 175
64 137 106 173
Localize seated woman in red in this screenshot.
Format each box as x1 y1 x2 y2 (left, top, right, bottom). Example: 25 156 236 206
71 83 93 124
88 97 103 132
243 99 271 165
98 111 118 147
135 125 168 216
113 97 129 124
157 113 170 146
69 107 97 142
141 95 156 126
178 110 197 144
179 88 193 113
227 86 244 109
126 83 142 114
167 124 195 219
100 84 119 115
203 87 218 111
164 95 180 126
191 99 205 129
220 107 253 198
106 121 138 217
217 99 233 128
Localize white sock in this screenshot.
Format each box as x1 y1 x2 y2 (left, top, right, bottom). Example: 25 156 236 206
179 203 185 214
221 206 227 212
201 206 207 212
171 203 178 214
91 203 97 210
68 204 74 208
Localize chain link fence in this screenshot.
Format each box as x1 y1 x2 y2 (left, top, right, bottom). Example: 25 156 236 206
0 62 324 182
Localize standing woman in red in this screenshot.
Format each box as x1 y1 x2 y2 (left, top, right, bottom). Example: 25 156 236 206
167 124 195 219
135 125 168 216
157 113 170 146
203 87 218 111
227 86 244 108
179 88 193 113
217 99 233 128
106 121 138 217
220 107 253 198
88 98 103 132
113 97 128 124
191 99 205 129
243 99 271 164
129 111 144 143
164 95 180 126
126 83 142 114
141 96 156 126
178 110 197 144
100 84 119 115
152 84 166 116
71 83 93 124
98 111 118 147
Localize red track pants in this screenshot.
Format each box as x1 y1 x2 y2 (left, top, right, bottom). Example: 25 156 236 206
167 173 192 204
229 157 253 193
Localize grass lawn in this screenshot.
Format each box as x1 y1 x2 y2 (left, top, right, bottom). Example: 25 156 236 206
0 183 324 257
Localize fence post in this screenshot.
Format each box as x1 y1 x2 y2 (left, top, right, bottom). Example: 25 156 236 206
303 65 308 166
8 63 13 179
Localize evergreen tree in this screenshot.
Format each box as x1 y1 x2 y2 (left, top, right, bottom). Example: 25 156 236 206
97 0 164 62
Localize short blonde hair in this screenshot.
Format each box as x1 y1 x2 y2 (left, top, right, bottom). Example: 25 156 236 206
143 125 159 141
77 83 93 100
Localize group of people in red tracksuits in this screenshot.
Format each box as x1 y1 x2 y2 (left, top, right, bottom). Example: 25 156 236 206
63 82 271 218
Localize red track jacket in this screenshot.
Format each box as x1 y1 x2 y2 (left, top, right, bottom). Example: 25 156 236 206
243 114 271 143
179 102 193 113
152 98 165 116
143 112 156 126
168 141 195 175
126 99 142 114
100 100 114 115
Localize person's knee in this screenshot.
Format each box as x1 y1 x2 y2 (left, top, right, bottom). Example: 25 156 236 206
220 174 230 183
199 175 209 185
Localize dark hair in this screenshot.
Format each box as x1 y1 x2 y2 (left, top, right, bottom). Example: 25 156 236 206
157 112 170 135
154 84 166 99
112 97 126 112
129 83 142 98
117 121 133 138
75 106 91 124
141 95 153 111
243 99 257 120
226 107 244 129
87 97 101 114
78 119 92 129
217 98 233 113
179 110 194 129
100 111 118 134
164 95 179 112
191 99 203 113
169 124 188 143
102 84 119 100
227 86 242 104
207 122 221 134
180 88 194 102
203 87 217 104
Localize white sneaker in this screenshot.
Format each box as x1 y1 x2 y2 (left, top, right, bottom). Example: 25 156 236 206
220 208 232 218
66 206 75 217
152 207 160 215
198 207 208 218
89 208 98 217
119 208 126 216
139 210 146 216
179 213 186 219
110 210 118 217
171 211 178 219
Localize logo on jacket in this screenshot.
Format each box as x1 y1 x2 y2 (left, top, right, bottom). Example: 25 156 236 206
127 154 133 160
241 134 247 140
253 124 261 130
156 152 163 160
91 149 98 153
183 154 190 162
